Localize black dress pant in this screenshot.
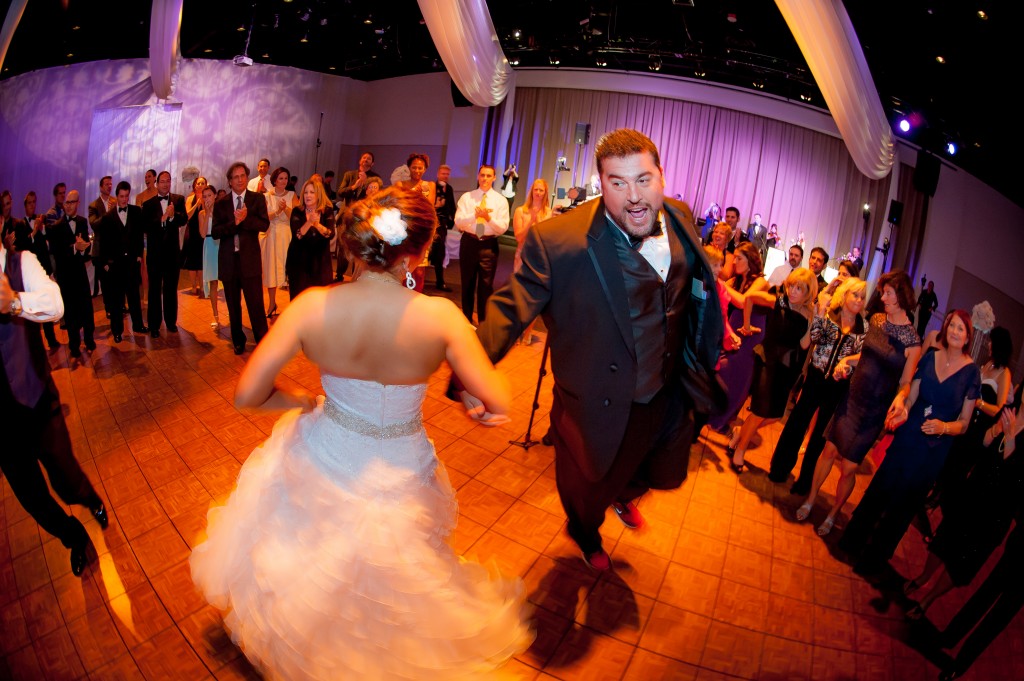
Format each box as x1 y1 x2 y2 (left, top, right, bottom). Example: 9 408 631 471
769 367 848 486
147 251 180 330
222 255 267 348
41 321 60 348
105 261 144 336
942 527 1024 673
0 392 98 549
459 233 498 322
553 382 692 553
58 272 95 350
429 230 447 286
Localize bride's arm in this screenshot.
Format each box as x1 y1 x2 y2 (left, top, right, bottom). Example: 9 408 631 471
235 295 316 412
439 300 511 420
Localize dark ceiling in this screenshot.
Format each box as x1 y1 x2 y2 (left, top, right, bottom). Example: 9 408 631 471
1 0 1018 205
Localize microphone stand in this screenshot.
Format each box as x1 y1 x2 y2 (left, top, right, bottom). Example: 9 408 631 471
509 336 552 450
313 111 324 173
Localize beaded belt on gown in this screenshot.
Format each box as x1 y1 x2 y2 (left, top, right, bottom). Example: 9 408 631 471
323 397 422 439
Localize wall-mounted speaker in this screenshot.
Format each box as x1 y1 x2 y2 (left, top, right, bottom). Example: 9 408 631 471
574 123 591 145
888 199 904 225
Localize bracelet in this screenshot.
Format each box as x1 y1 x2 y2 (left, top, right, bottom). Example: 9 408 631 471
942 423 947 435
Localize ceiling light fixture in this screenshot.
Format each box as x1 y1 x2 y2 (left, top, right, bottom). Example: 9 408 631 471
513 29 521 38
649 55 662 72
977 10 987 20
509 58 520 66
364 16 372 25
300 33 308 43
596 57 608 67
72 25 80 31
549 55 560 66
694 69 706 77
898 118 911 133
204 48 212 53
947 142 957 155
329 66 336 70
237 26 246 32
935 55 946 64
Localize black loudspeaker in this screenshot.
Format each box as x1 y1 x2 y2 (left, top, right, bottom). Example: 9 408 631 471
574 123 591 145
914 151 940 196
450 80 473 108
888 199 904 225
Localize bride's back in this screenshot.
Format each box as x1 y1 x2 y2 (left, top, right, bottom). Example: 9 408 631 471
296 279 452 386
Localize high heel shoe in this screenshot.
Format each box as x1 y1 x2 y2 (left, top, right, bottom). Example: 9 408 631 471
267 308 279 319
726 447 745 474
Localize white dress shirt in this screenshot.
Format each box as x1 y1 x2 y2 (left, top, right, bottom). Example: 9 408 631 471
247 175 272 193
454 188 510 237
0 244 64 322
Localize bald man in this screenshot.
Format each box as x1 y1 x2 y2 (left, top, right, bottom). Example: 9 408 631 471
50 190 96 357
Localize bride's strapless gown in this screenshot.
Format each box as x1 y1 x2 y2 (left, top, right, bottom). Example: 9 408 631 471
190 375 534 680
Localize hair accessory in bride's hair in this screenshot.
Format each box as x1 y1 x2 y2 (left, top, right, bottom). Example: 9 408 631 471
370 207 408 245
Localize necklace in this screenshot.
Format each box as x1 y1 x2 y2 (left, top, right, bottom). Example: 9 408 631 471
359 270 401 286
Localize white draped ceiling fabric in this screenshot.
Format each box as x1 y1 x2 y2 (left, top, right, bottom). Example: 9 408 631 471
0 0 29 74
149 0 184 100
776 0 894 180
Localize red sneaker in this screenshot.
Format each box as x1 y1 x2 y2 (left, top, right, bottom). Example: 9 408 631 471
611 501 645 529
582 548 612 571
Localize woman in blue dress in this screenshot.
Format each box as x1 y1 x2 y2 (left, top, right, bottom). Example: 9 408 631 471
707 242 768 433
838 309 980 575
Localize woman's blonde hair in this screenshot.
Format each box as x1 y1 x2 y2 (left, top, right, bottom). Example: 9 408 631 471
301 178 332 213
828 276 867 315
784 267 818 318
712 222 732 243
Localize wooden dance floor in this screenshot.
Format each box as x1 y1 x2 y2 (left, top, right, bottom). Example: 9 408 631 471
1 280 1022 680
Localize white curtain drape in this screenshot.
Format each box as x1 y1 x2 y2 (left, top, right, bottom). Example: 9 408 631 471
149 0 183 100
506 87 891 266
776 0 894 180
417 0 514 107
0 0 28 75
87 103 182 200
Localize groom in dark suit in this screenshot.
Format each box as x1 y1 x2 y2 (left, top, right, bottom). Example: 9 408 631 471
457 129 724 570
213 161 269 354
142 171 187 336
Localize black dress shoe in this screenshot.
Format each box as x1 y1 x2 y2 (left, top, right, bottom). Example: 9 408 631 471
113 334 122 343
84 339 96 351
91 503 109 530
234 344 245 355
167 325 178 332
151 329 160 339
70 544 88 576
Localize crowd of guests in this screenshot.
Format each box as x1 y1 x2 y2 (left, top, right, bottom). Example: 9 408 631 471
695 211 1021 678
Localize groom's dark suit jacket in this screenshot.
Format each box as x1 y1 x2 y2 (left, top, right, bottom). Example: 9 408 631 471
477 197 725 481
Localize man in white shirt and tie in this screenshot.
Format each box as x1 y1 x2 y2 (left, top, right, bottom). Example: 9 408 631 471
454 164 509 323
247 158 272 194
768 243 804 288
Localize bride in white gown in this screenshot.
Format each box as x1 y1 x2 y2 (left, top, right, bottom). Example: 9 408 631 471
190 187 534 680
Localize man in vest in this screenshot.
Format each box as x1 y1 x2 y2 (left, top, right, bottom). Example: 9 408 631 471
1 240 108 576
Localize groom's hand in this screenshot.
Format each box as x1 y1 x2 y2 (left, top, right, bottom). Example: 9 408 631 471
459 390 511 427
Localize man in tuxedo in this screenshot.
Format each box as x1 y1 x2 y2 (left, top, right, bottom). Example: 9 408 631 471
213 161 269 355
50 190 96 357
1 234 108 576
746 212 769 262
94 181 147 342
142 171 186 337
88 175 116 301
457 129 724 570
454 164 508 323
430 163 455 291
335 152 381 280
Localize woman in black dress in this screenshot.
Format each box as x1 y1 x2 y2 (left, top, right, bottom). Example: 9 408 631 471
797 270 922 536
286 178 336 299
837 310 980 574
769 277 867 492
905 404 1023 619
727 267 816 472
182 176 207 296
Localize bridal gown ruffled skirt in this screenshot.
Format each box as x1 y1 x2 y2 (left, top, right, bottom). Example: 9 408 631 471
190 377 533 680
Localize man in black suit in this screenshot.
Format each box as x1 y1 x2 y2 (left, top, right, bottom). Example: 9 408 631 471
88 175 116 302
457 129 724 570
142 171 186 337
431 163 455 291
50 190 96 357
94 181 147 342
746 213 769 263
335 151 380 280
213 161 269 354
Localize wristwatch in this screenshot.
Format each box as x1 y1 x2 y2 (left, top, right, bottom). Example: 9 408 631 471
8 294 23 316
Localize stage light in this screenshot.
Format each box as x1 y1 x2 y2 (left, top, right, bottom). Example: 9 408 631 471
237 26 246 32
203 48 212 53
977 10 987 20
300 33 308 43
262 53 270 58
947 142 957 155
863 203 870 212
549 55 560 66
596 55 608 67
898 118 911 133
509 58 520 66
364 16 372 25
72 25 80 31
329 66 336 70
649 55 662 72
694 69 706 77
935 55 946 64
513 29 521 38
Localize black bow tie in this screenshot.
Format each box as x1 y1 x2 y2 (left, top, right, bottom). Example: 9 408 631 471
628 221 663 250
119 207 127 213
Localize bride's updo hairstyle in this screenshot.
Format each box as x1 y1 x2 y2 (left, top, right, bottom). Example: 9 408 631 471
342 187 437 270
